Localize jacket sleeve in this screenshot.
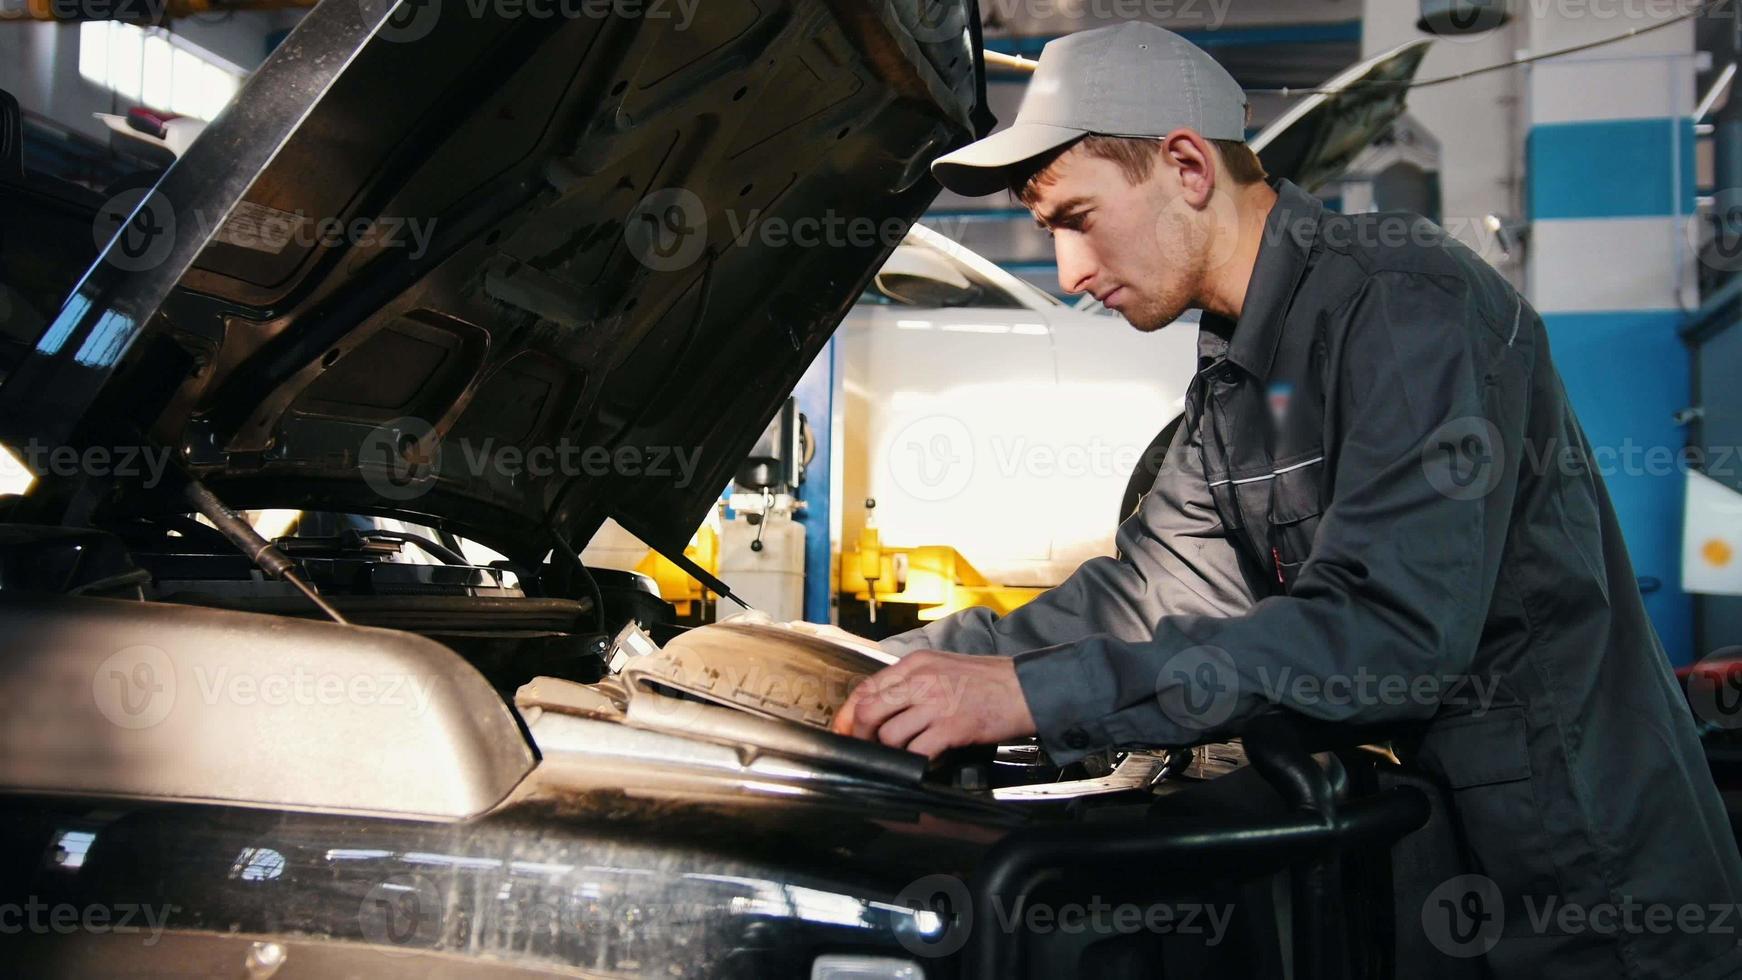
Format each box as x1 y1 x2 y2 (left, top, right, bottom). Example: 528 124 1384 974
1013 271 1533 763
879 407 1256 658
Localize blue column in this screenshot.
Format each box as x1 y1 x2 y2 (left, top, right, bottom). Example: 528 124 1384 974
790 337 841 624
1524 14 1696 659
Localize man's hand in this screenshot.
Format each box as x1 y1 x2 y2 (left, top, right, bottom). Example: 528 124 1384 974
830 650 1037 759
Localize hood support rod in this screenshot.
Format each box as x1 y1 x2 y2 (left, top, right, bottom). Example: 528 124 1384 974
180 478 349 625
658 544 754 613
586 513 756 614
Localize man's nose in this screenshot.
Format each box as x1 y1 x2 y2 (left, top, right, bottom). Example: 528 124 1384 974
1054 235 1096 297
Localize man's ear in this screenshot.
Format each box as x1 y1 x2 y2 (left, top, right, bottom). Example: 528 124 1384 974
1159 128 1217 207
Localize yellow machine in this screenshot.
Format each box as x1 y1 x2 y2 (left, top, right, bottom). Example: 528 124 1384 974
839 521 1045 622
615 509 1044 625
630 523 721 620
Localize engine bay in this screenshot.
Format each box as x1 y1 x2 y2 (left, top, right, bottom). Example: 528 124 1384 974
0 513 1205 810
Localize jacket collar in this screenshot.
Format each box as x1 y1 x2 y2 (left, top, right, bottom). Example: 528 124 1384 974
1198 178 1323 381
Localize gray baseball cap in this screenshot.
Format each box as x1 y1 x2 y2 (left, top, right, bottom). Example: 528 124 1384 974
934 22 1249 196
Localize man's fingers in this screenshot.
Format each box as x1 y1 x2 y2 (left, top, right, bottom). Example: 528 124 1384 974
873 702 933 751
846 660 929 740
830 694 858 736
833 669 893 736
851 677 912 740
831 651 957 745
831 650 1033 756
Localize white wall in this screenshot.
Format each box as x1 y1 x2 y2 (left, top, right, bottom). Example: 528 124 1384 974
1362 1 1525 283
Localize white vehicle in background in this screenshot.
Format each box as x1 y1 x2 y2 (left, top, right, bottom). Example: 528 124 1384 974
839 39 1433 591
838 224 1197 588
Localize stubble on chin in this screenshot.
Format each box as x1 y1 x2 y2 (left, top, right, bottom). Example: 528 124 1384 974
1121 291 1192 333
1122 310 1166 333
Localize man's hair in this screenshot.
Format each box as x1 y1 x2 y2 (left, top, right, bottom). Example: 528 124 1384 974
1011 134 1268 206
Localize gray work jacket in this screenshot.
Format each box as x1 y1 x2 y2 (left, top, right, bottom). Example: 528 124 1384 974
883 179 1742 977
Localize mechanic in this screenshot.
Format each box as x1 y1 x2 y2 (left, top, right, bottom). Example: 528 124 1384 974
830 22 1742 976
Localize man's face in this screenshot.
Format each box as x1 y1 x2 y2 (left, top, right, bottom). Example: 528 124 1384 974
1026 145 1212 332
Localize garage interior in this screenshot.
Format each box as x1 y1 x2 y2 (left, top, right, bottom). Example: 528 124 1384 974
2 0 1736 655
3 0 1742 977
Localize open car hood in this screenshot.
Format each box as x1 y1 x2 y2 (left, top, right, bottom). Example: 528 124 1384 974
0 0 988 563
1251 39 1432 192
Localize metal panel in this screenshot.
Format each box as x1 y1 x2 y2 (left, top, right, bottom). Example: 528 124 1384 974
0 596 534 819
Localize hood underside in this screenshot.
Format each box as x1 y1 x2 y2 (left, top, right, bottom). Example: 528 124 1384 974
1251 39 1431 193
4 0 984 562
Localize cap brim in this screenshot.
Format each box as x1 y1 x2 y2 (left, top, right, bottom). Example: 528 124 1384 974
931 122 1087 197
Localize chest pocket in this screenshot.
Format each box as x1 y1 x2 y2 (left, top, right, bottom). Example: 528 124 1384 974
1266 451 1326 592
